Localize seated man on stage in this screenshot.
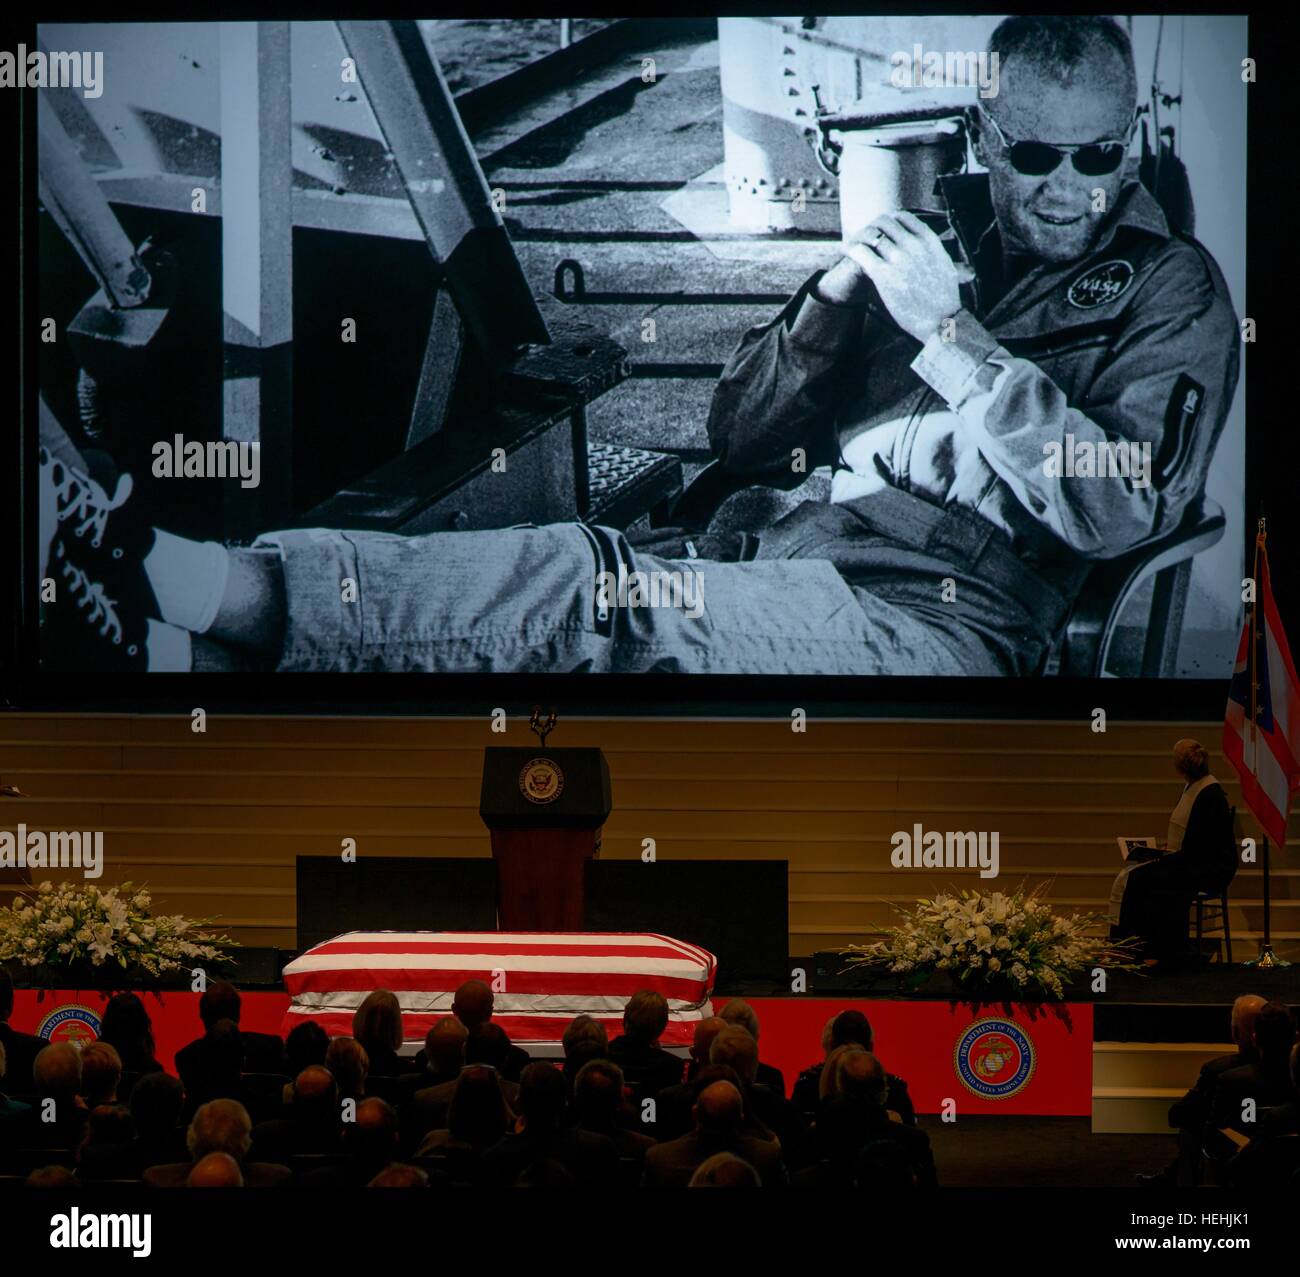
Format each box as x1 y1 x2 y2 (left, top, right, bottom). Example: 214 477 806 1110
38 15 1238 678
1109 739 1235 967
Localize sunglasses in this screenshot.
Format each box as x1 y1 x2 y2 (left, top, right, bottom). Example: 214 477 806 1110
979 110 1134 178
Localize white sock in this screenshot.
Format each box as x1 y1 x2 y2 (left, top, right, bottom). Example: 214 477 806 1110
144 530 231 634
146 619 193 671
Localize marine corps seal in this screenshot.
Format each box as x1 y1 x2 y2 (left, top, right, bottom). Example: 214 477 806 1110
953 1017 1035 1099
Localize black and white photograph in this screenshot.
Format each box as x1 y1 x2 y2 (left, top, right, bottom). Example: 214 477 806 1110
31 15 1246 679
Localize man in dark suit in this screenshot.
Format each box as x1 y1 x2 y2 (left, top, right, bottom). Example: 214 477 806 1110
792 1010 915 1125
1139 993 1265 1186
250 1065 343 1162
479 1062 617 1188
400 1016 468 1104
1 1041 89 1151
400 1023 520 1154
451 981 530 1082
79 1071 188 1180
797 1051 937 1188
643 1081 786 1188
607 990 685 1103
571 1059 655 1164
717 999 786 1096
0 969 44 1095
679 1016 728 1089
709 1025 806 1164
174 981 285 1097
1210 1002 1298 1134
143 1097 290 1188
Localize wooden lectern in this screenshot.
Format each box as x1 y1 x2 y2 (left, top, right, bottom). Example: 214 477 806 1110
479 747 611 930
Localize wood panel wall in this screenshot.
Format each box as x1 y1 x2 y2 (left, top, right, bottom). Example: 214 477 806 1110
1 714 1295 960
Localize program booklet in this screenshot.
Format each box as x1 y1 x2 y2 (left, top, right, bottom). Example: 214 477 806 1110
1117 836 1161 863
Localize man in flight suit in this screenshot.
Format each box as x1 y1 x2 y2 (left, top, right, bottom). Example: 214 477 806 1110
38 15 1241 676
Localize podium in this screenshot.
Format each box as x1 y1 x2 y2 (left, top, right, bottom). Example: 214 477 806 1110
479 747 612 930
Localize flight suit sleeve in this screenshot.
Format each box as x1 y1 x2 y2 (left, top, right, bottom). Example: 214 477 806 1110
908 247 1240 559
704 271 868 487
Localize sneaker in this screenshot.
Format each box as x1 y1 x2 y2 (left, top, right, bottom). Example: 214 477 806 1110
40 534 150 670
39 445 160 618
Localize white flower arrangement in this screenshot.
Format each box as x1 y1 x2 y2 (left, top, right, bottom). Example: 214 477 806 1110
841 884 1140 999
0 881 236 983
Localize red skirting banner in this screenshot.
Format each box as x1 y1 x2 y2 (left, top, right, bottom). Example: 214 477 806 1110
7 992 1092 1117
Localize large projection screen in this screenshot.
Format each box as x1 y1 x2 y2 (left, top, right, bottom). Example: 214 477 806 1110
18 15 1251 708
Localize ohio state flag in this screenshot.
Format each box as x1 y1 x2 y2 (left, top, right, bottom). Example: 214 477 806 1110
1223 538 1300 845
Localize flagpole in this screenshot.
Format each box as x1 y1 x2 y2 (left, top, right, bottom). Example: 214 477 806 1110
1245 518 1285 968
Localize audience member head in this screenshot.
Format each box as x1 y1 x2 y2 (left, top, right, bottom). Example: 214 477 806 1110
689 1017 728 1067
693 1080 744 1137
1172 738 1210 782
80 1041 123 1107
198 981 242 1031
622 990 669 1045
692 1063 743 1096
573 1058 626 1128
465 1022 511 1071
98 992 156 1068
352 989 403 1058
719 999 762 1043
325 1037 370 1100
130 1071 185 1141
709 1025 759 1087
562 1014 609 1069
344 1097 399 1170
517 1062 567 1133
86 1102 134 1148
688 1152 760 1187
27 1165 80 1189
451 980 494 1030
34 1041 82 1102
837 1050 888 1106
830 1010 874 1052
446 1065 512 1146
284 1020 330 1076
292 1064 339 1124
187 1098 253 1163
425 1016 469 1075
1254 1002 1298 1080
369 1164 429 1188
1230 994 1268 1051
187 1152 243 1188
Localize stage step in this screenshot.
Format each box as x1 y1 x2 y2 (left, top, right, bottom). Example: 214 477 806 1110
1091 1041 1231 1133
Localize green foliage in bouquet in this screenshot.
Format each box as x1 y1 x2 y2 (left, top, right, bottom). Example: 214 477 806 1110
841 884 1142 999
0 880 237 986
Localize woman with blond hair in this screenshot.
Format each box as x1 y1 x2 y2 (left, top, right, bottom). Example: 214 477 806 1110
352 989 411 1078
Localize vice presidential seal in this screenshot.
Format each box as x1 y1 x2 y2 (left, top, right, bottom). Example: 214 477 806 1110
519 757 564 805
37 1002 102 1048
954 1018 1035 1099
1066 259 1134 309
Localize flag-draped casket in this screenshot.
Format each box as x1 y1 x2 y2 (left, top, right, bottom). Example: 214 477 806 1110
281 931 717 1048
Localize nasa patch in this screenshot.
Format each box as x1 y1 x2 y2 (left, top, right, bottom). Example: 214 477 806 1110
37 1002 102 1048
954 1017 1036 1099
1066 259 1134 309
